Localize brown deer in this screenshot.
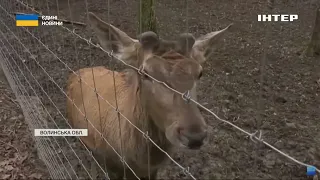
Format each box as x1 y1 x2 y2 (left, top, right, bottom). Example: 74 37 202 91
66 12 232 179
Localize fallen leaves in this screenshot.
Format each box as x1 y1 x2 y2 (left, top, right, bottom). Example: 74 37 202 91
29 173 43 179
0 174 11 179
4 165 14 171
0 84 49 179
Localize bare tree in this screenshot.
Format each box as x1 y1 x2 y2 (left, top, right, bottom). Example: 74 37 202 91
138 0 157 33
305 7 320 56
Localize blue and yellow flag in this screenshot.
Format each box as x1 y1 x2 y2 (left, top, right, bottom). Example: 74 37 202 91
16 14 39 26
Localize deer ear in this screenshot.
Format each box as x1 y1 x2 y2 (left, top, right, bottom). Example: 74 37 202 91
138 31 159 51
88 12 137 57
191 24 232 63
137 31 160 66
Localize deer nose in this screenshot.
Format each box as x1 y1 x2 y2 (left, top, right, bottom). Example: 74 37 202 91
178 127 207 149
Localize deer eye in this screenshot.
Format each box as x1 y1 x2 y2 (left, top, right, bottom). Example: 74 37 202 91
142 70 150 80
144 74 150 79
198 71 203 79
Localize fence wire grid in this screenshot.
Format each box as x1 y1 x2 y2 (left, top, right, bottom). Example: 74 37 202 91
0 0 319 179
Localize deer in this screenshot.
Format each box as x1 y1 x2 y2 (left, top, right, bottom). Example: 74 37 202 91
66 12 232 179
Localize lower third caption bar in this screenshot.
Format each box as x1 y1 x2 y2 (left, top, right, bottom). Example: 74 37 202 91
34 129 88 137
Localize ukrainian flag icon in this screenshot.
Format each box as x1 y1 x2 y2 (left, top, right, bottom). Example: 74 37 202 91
16 14 39 27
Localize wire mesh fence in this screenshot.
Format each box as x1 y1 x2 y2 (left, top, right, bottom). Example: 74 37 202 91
0 1 117 179
0 0 319 179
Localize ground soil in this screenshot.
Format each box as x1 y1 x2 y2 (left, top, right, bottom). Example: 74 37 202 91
0 0 319 179
0 68 49 179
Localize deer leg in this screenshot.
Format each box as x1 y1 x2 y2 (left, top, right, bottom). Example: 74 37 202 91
150 171 158 180
140 170 158 180
90 148 101 179
90 161 98 179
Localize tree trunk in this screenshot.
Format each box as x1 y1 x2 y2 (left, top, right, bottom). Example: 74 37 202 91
305 7 320 56
138 0 157 34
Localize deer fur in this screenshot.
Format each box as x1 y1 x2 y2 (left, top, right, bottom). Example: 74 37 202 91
66 12 232 179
